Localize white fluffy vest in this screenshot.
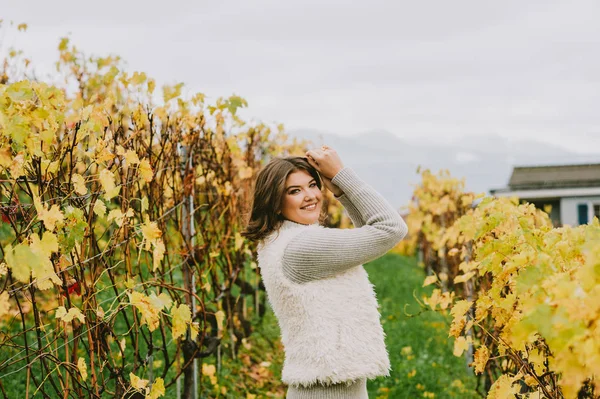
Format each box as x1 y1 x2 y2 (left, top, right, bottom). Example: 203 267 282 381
256 222 391 388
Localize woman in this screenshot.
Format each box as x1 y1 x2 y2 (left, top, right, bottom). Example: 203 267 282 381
242 145 408 398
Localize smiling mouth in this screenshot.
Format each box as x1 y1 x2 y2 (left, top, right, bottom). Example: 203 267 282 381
302 203 318 210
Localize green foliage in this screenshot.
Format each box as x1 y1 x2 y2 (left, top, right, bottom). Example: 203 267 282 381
365 254 479 399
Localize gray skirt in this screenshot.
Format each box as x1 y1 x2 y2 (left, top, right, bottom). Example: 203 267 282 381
286 378 368 399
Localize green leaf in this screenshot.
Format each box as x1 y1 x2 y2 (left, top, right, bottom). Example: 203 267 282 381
59 207 87 253
226 95 247 116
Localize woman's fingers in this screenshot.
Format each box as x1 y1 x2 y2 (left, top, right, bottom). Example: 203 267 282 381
305 151 319 165
306 149 324 162
306 146 343 179
305 155 321 174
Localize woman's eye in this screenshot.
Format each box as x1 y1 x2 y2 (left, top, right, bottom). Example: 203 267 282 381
289 183 316 194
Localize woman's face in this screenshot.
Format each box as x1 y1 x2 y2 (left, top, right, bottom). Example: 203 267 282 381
280 170 323 225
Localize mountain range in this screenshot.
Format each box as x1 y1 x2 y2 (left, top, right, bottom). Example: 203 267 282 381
286 128 600 210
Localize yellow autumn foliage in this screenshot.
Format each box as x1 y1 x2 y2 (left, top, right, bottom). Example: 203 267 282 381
408 167 600 398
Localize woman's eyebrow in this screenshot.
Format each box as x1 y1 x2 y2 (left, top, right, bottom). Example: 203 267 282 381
286 179 316 190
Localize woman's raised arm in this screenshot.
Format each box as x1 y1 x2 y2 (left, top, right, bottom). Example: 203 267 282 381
282 167 408 284
336 192 366 228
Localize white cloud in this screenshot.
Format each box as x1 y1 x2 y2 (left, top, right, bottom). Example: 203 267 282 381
2 0 599 155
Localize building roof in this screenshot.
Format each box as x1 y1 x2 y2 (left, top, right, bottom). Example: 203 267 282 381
506 163 600 190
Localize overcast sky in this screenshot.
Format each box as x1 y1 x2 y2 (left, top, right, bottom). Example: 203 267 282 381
2 0 600 155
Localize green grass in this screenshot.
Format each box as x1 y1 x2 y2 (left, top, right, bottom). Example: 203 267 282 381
364 253 479 399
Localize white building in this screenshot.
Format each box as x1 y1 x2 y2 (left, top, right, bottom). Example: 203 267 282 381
490 163 600 227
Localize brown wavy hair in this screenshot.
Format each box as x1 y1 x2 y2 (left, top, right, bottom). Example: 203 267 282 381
241 156 327 243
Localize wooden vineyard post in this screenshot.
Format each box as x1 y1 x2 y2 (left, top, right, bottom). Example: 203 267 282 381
180 144 199 399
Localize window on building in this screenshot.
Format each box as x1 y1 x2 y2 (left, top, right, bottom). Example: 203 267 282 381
594 204 600 220
578 204 589 225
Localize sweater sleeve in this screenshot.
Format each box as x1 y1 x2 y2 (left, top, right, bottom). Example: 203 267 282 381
336 193 365 228
282 167 408 284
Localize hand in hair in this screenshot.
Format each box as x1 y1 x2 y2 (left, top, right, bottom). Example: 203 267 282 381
305 146 344 180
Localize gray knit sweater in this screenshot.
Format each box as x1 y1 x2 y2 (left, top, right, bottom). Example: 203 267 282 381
282 167 408 284
279 167 408 398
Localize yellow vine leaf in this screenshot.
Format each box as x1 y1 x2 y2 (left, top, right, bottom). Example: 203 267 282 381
422 275 437 287
0 147 11 170
449 315 466 339
130 372 149 390
453 335 471 357
149 292 172 311
146 377 165 399
41 160 60 175
99 169 120 200
140 217 162 251
234 232 244 251
486 374 519 399
147 79 156 94
55 306 85 323
202 364 217 385
528 348 546 375
472 345 489 374
3 243 34 283
124 150 140 166
29 231 61 290
153 239 165 272
96 305 105 319
131 71 147 86
128 291 165 332
93 139 115 164
523 375 539 388
139 216 164 271
163 83 184 103
77 357 88 381
93 200 106 217
450 300 472 321
423 289 454 311
8 153 25 178
139 159 153 182
34 196 64 232
4 232 60 289
107 208 134 227
202 280 211 293
0 291 10 318
72 174 87 195
141 196 149 213
215 310 225 333
171 303 192 340
453 271 476 284
190 322 199 341
191 92 205 105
